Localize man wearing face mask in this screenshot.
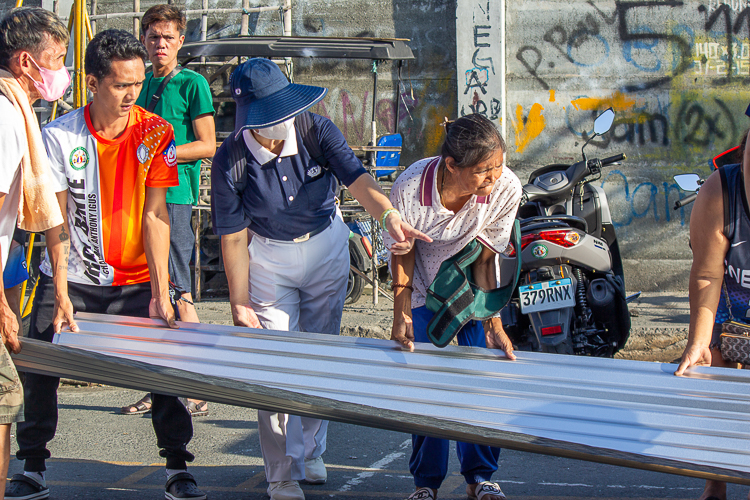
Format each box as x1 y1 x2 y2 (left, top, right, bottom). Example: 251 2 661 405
211 58 432 500
7 29 206 500
0 7 68 499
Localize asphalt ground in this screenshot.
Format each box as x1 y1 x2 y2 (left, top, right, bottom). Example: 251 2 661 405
8 386 748 500
8 290 747 500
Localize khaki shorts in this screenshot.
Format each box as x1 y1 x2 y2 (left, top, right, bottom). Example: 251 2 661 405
0 342 23 424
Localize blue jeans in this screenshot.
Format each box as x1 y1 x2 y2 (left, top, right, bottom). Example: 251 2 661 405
409 306 501 489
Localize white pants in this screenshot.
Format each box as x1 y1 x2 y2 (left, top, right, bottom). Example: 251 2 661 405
248 216 350 482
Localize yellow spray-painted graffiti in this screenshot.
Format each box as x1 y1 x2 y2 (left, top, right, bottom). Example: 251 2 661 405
512 102 546 154
571 91 636 114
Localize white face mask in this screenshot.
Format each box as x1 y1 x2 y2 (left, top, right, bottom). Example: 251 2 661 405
255 117 295 141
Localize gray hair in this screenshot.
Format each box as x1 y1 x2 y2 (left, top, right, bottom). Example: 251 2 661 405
0 7 69 68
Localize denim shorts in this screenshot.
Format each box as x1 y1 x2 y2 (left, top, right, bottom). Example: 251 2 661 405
0 343 23 424
167 203 195 294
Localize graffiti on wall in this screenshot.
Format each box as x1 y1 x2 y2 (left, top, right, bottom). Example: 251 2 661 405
507 0 750 165
456 0 504 120
310 70 455 159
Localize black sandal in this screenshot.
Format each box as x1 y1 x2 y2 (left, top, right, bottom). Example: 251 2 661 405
5 473 50 499
186 400 208 417
165 472 206 500
120 394 152 415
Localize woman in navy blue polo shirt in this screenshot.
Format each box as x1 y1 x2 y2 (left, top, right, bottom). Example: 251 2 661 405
211 58 429 500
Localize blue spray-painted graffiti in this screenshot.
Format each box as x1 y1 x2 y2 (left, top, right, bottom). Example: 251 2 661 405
601 170 692 227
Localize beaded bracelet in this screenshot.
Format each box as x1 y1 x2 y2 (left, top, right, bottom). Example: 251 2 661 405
380 208 400 228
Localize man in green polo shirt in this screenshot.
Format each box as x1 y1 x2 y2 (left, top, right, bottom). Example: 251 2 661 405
123 3 216 417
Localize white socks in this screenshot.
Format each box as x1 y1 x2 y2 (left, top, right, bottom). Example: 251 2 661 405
166 468 187 479
23 471 46 487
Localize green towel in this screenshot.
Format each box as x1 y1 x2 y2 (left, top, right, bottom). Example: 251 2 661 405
425 219 521 348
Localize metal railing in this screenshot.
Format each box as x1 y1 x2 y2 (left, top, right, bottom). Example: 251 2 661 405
50 0 292 39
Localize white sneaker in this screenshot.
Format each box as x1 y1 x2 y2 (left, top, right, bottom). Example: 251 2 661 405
304 456 327 484
267 480 304 500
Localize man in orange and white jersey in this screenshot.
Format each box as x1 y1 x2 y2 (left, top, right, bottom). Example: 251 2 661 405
7 30 206 500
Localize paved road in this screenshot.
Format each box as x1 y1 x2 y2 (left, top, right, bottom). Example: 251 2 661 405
7 385 747 500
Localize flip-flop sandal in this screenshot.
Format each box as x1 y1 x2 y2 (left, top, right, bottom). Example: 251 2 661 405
468 481 506 500
186 400 209 417
120 394 152 415
406 487 436 500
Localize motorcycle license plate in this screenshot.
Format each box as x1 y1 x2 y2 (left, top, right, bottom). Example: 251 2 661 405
519 278 575 314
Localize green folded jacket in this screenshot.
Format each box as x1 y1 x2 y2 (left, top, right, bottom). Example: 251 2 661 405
425 219 521 348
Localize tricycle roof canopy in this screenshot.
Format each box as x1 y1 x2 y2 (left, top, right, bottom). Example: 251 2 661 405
178 36 415 62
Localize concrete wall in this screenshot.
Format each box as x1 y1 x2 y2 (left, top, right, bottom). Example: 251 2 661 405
5 0 745 290
503 0 748 290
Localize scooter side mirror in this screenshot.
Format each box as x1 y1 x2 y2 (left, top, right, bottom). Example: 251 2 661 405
593 108 615 136
674 173 702 192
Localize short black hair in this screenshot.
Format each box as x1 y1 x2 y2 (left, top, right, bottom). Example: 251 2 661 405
441 114 506 169
85 29 148 80
142 4 187 36
0 7 69 68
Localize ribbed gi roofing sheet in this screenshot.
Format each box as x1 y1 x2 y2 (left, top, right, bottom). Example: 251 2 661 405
11 312 750 485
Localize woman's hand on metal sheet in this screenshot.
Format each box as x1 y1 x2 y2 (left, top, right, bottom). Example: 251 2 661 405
0 299 20 354
483 318 516 360
674 343 712 376
391 311 415 351
150 295 178 329
232 303 262 329
53 293 79 335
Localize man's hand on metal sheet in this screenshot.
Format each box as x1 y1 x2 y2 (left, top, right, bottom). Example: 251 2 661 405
53 293 79 334
674 343 712 376
391 311 415 351
231 303 262 329
150 295 178 329
0 297 21 354
483 318 516 360
385 214 432 256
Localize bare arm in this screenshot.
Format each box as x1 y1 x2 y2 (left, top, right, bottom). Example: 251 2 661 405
221 230 261 328
0 193 20 353
347 173 431 253
142 186 177 328
175 114 216 163
472 244 516 360
675 170 728 375
46 191 79 334
390 248 416 351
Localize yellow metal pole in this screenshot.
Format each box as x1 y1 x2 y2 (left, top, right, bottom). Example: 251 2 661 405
84 8 93 41
66 1 75 32
71 2 80 108
79 0 87 106
14 0 22 7
21 280 36 318
18 233 35 311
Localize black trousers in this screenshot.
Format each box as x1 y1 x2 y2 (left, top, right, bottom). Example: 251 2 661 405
16 274 195 471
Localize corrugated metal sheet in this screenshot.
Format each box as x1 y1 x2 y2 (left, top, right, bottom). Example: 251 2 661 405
12 312 750 485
